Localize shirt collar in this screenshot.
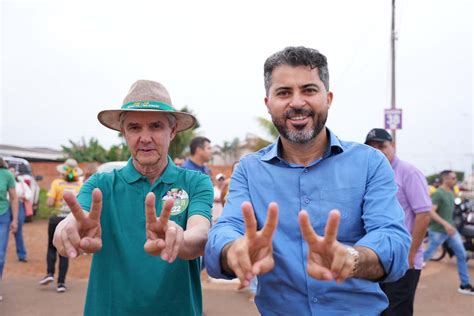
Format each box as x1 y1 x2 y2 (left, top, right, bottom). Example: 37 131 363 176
122 156 178 185
261 128 344 162
391 155 400 169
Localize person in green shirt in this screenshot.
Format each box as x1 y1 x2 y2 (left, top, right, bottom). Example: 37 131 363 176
53 80 214 315
0 157 19 302
423 170 473 295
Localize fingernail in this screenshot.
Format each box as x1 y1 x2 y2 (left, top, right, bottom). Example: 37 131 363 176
162 253 169 261
68 250 76 258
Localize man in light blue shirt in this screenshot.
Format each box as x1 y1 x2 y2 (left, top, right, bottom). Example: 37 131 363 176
205 46 411 315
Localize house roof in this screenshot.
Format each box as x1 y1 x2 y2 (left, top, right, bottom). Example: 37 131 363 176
0 144 66 161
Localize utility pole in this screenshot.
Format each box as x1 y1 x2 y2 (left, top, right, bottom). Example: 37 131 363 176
390 0 397 149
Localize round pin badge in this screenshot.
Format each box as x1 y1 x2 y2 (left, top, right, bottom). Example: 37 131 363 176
162 188 189 216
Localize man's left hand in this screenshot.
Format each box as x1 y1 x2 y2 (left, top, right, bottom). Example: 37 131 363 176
299 209 356 283
10 221 18 234
144 193 184 263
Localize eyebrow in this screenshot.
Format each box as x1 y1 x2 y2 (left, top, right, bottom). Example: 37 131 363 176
274 83 320 92
127 120 164 126
301 83 319 89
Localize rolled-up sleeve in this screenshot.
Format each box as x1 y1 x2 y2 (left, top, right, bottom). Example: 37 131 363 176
355 151 411 283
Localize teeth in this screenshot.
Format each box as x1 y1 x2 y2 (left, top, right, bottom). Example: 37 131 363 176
289 116 306 120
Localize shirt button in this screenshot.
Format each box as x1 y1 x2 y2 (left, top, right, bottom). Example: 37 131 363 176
304 198 310 204
304 169 309 173
312 296 318 303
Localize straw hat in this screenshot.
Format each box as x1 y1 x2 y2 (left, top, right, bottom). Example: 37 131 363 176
97 80 196 132
57 158 83 176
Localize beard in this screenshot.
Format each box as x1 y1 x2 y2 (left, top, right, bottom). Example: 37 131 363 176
272 108 327 144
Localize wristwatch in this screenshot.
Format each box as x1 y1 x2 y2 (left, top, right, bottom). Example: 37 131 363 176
345 246 360 277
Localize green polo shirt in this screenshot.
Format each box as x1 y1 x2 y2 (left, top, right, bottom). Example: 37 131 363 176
429 187 455 233
77 157 213 316
0 168 15 215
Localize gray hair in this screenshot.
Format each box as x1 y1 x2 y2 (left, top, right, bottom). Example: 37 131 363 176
264 46 330 96
119 112 177 130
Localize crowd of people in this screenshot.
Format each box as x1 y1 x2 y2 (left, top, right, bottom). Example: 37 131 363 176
0 46 472 315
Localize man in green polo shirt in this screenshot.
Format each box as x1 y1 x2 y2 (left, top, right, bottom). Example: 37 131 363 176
423 170 473 295
53 80 214 315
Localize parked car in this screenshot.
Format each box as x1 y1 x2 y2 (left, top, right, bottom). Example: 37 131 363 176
1 156 43 219
96 161 127 174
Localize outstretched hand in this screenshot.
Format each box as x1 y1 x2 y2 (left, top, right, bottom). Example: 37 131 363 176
224 202 279 286
53 188 103 257
144 193 184 263
299 209 356 283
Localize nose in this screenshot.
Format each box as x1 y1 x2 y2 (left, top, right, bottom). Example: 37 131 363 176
289 92 306 108
139 130 153 144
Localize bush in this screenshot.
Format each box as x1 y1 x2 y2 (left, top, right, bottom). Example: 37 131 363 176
35 188 57 220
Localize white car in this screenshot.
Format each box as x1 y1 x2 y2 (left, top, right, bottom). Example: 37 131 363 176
2 156 43 219
97 161 128 174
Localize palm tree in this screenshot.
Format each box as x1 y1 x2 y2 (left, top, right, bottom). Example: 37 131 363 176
215 138 241 164
257 117 279 139
248 117 279 151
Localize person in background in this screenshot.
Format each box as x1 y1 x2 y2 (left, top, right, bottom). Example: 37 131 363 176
220 162 240 207
38 158 83 293
182 137 213 177
205 46 410 315
211 173 226 224
0 158 18 302
428 178 440 196
423 170 474 295
173 156 185 167
8 167 32 262
365 128 431 316
213 173 226 203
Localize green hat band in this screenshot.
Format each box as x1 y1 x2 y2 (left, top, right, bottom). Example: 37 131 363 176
121 101 175 111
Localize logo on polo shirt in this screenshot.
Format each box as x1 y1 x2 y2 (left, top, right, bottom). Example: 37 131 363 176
161 188 189 216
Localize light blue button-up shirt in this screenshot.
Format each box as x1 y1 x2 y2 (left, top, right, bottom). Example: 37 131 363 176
205 129 410 316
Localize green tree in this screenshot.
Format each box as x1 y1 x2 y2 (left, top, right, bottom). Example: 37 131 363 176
249 116 279 151
257 116 279 139
62 137 108 162
106 133 130 161
169 106 199 159
219 138 241 164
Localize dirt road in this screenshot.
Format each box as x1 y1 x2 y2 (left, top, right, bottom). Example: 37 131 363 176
1 220 473 315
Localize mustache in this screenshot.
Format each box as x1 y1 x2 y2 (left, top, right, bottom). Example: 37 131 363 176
284 108 314 119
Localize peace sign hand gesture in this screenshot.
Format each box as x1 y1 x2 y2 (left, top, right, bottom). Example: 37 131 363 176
299 209 357 283
53 188 103 258
144 192 184 263
223 202 279 287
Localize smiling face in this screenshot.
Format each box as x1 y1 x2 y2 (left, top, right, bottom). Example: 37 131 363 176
122 111 176 169
265 65 333 144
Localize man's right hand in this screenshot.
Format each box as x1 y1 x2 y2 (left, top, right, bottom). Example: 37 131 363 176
53 188 103 258
444 223 456 236
222 202 278 287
